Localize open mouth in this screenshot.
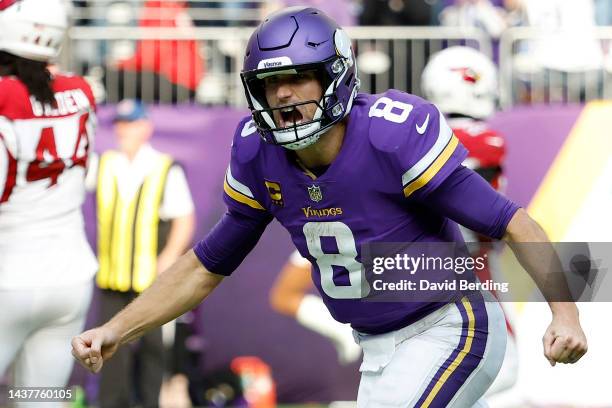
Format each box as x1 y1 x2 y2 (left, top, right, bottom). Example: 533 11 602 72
278 106 304 128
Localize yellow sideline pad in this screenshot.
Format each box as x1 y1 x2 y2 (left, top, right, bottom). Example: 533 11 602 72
528 101 612 240
500 101 612 306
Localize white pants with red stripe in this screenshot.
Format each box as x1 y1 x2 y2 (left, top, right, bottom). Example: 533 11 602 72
355 297 506 408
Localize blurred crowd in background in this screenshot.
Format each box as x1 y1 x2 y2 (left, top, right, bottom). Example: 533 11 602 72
64 0 612 107
68 0 612 30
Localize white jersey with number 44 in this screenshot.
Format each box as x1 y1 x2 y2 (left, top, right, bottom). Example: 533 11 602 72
0 74 98 288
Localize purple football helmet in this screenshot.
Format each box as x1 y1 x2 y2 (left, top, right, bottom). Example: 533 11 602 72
241 7 360 150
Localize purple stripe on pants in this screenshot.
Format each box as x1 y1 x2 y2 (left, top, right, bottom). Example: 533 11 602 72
414 296 489 407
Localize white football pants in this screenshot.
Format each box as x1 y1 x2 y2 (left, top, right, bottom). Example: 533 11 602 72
355 296 506 408
0 280 93 406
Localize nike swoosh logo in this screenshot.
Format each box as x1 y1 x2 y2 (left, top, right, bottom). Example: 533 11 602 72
416 114 430 135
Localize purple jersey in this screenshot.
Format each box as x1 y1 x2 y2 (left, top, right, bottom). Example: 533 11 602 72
222 90 474 333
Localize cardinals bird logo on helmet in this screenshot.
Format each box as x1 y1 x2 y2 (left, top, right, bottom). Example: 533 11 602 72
422 46 497 120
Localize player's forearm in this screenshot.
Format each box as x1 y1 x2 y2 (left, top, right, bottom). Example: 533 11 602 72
503 208 577 312
105 250 223 344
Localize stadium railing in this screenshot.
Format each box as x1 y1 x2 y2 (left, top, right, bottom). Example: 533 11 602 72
499 26 612 109
62 25 492 106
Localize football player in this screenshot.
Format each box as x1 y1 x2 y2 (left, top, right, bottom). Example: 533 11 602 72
270 249 361 365
267 48 518 381
0 0 97 395
268 48 513 373
73 8 587 407
422 46 519 398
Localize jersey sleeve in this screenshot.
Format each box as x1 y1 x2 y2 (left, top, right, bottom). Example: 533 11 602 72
0 116 17 204
222 117 270 218
427 165 521 239
193 118 273 276
397 102 468 200
193 208 272 276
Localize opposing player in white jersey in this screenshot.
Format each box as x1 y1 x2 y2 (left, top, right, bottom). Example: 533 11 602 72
422 46 519 399
0 0 97 395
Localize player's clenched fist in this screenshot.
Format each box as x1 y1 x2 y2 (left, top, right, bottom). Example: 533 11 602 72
543 309 588 366
71 326 120 373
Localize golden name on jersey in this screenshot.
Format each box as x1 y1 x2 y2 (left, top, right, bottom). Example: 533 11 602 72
30 89 90 117
301 206 343 218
